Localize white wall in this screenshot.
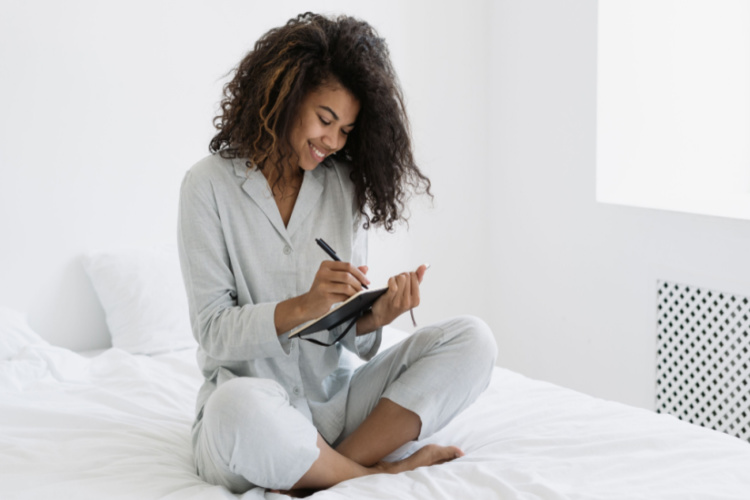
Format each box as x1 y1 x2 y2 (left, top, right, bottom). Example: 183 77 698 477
4 0 747 412
597 0 750 221
489 0 750 410
0 1 491 350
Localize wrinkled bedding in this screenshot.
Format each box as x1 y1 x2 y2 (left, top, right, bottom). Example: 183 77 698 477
2 340 749 500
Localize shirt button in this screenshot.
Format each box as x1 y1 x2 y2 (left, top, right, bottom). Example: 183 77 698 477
292 386 302 396
283 245 292 255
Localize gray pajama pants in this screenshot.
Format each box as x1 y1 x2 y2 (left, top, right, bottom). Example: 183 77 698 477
192 315 497 492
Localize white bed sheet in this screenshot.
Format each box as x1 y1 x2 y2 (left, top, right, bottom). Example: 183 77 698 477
1 341 749 500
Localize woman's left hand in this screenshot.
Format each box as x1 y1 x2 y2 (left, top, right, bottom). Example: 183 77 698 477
369 264 429 329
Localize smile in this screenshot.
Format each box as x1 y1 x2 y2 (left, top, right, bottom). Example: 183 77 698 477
309 142 328 162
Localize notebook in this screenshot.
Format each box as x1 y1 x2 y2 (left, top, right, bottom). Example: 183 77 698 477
289 286 388 338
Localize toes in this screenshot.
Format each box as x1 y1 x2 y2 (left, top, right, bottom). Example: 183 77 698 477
415 444 464 467
434 445 464 464
374 444 464 475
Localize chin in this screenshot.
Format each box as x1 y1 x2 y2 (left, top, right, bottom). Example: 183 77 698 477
299 161 320 172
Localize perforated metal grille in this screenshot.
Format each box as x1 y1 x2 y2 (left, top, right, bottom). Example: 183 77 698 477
656 281 750 441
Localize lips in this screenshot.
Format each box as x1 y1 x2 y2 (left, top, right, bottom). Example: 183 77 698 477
309 142 328 163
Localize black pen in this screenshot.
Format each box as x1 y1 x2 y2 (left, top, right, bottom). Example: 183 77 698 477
315 238 369 289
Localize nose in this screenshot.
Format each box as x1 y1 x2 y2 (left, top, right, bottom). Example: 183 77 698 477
322 131 339 152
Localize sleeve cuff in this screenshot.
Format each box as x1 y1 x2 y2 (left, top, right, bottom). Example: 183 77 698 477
340 326 382 360
239 301 292 358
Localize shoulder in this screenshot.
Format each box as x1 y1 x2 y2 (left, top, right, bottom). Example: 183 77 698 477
320 157 363 222
322 156 355 192
181 153 248 195
184 153 243 183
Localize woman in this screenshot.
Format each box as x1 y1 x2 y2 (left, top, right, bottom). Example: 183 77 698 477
178 12 496 494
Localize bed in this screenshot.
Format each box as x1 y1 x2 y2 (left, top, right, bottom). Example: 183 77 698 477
2 249 750 499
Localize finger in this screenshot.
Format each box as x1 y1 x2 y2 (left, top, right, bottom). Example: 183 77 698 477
393 273 411 308
415 264 429 283
351 264 371 287
322 263 369 290
409 272 421 307
321 260 359 272
325 281 361 299
329 261 370 288
386 275 400 297
313 268 361 298
395 272 416 308
329 270 365 293
318 273 367 300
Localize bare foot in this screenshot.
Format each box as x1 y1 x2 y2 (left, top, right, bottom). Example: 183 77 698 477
374 444 464 475
275 442 463 495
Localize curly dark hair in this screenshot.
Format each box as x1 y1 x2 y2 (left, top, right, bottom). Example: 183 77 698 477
209 12 432 231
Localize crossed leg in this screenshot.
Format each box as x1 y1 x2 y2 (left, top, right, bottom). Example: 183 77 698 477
290 316 498 492
289 398 463 491
199 317 496 495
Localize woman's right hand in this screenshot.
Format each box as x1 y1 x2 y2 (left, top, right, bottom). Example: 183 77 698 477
274 261 370 335
300 261 371 320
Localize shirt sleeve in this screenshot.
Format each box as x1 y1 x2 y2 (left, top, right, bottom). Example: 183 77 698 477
177 168 287 362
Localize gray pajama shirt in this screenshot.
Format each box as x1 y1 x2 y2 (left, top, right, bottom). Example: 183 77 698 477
177 154 496 492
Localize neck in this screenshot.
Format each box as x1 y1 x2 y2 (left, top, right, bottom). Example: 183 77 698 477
260 151 302 181
264 166 302 183
262 166 303 199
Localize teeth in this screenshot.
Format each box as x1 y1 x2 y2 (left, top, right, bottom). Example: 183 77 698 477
311 144 325 158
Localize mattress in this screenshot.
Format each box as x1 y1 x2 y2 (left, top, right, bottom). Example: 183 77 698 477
2 339 749 499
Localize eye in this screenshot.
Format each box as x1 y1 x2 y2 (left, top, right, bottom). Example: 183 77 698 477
318 115 331 126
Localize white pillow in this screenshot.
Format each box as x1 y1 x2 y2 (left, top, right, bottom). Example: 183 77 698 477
0 307 47 359
82 247 196 355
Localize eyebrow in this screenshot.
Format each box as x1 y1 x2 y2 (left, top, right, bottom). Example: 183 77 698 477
319 106 356 127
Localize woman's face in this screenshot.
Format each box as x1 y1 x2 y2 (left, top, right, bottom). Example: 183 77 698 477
289 83 360 172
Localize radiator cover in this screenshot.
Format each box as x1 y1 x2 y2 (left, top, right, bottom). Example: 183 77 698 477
656 281 750 441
